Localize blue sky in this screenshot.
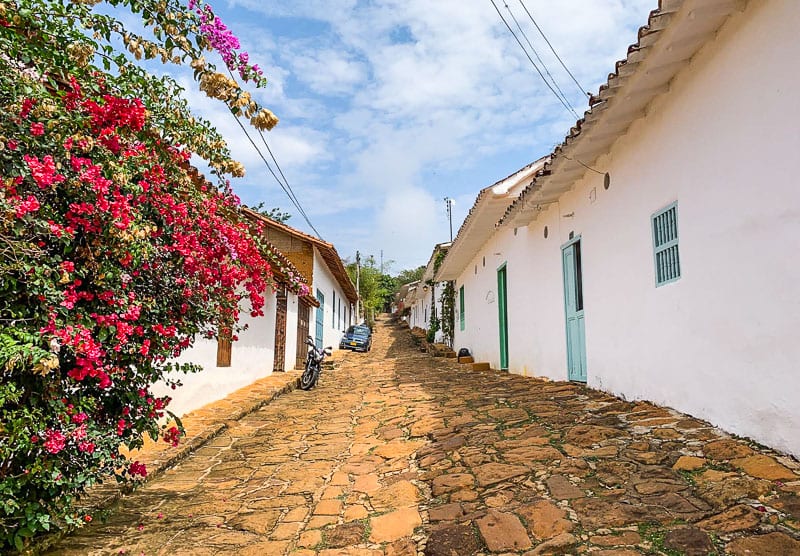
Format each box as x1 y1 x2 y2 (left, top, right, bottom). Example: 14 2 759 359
177 0 654 271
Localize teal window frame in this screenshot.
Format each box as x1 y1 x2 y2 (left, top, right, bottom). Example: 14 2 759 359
459 285 465 331
651 202 681 286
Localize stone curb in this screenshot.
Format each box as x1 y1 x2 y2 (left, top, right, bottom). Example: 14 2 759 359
26 370 304 555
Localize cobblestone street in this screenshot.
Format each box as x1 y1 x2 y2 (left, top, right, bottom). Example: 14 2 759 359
50 318 800 555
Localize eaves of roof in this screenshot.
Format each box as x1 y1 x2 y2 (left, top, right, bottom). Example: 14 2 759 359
500 0 744 228
421 242 452 282
435 156 548 281
242 208 358 304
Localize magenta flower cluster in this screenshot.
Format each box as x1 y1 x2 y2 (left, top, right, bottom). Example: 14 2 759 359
189 1 263 81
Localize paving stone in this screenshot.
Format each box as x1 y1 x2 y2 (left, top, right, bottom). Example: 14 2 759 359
663 526 714 556
369 480 422 510
731 454 799 481
589 531 642 546
432 473 475 495
313 499 343 516
425 524 482 556
353 473 381 492
565 425 625 446
369 507 422 543
703 439 756 460
673 455 707 471
545 474 585 500
527 532 578 555
476 510 532 552
326 521 366 548
726 532 800 556
386 537 417 556
297 529 322 548
473 462 529 487
697 504 763 532
343 504 369 521
518 500 574 540
429 502 464 521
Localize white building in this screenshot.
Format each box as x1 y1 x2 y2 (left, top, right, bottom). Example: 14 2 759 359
407 243 453 343
437 0 800 457
156 212 357 416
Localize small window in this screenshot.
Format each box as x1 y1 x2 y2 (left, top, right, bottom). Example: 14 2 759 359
652 202 681 286
332 291 336 327
459 285 465 331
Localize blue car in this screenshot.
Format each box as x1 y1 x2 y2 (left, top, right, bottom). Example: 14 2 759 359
339 325 372 352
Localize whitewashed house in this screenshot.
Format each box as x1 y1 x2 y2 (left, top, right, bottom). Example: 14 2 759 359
406 243 452 342
436 158 547 364
156 211 357 416
437 0 800 457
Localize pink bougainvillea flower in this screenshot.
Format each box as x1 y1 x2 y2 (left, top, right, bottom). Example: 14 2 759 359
30 122 44 136
43 429 67 454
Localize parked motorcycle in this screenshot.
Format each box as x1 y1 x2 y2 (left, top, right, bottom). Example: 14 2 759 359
299 336 332 390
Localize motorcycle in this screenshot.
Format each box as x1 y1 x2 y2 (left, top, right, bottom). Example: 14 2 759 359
299 336 332 390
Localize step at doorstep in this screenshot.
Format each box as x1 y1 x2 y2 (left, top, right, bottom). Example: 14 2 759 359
458 356 475 364
472 362 491 372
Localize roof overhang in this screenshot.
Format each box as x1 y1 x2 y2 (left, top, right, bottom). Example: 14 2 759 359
435 157 547 281
501 0 745 227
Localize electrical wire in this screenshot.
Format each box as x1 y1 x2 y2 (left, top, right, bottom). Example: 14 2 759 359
488 0 581 120
221 68 323 239
502 1 577 116
517 0 589 98
227 111 324 238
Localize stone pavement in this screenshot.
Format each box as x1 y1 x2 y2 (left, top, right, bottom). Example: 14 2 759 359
48 317 800 555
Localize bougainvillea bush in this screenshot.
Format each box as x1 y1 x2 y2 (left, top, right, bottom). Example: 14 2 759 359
0 0 295 550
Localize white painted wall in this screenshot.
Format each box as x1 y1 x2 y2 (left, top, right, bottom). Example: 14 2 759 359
408 283 448 343
465 2 800 456
154 289 278 417
312 248 353 350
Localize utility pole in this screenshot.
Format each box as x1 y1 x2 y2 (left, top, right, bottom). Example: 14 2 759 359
355 250 361 322
444 197 455 242
380 249 383 275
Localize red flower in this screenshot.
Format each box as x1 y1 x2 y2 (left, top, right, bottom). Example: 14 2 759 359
43 429 67 454
128 461 147 478
30 122 44 136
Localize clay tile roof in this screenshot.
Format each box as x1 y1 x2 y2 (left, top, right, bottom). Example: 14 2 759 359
242 207 358 304
500 0 742 228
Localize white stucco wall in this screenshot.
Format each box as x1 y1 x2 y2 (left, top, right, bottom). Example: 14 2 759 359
408 283 448 343
312 248 353 350
453 222 567 375
153 289 279 417
465 2 800 456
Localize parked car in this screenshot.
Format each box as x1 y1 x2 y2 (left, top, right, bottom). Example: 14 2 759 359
340 325 372 352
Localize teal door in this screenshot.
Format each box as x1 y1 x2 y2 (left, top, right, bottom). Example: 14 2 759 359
497 265 509 370
315 289 325 350
562 239 587 382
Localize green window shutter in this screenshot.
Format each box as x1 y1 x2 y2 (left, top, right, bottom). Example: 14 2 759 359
459 285 465 331
652 202 681 286
332 291 336 326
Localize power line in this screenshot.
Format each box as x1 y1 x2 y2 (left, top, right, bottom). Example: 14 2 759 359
517 0 589 98
227 111 323 238
502 1 577 115
488 0 580 120
221 68 323 239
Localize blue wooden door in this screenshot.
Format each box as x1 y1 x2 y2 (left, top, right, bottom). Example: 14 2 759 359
562 239 587 382
315 289 325 350
497 265 509 370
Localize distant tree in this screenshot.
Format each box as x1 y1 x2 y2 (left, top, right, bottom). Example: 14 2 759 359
395 265 426 287
252 202 291 223
345 255 396 324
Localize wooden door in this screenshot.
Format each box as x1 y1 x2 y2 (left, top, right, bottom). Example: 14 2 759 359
273 287 287 372
295 299 310 369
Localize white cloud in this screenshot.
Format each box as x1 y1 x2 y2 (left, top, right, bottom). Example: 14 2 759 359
178 0 662 269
